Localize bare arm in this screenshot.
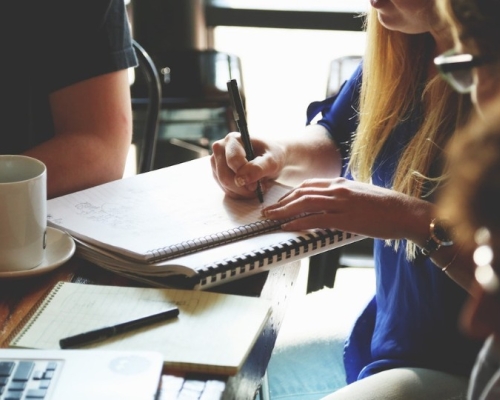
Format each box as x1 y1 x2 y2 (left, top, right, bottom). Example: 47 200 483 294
24 69 133 198
277 124 343 185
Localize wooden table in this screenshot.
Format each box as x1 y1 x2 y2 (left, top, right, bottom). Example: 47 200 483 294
0 256 301 400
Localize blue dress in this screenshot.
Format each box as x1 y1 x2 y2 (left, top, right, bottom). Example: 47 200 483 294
308 64 481 383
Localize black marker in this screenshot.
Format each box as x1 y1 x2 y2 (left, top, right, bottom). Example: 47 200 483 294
59 306 179 349
227 79 265 203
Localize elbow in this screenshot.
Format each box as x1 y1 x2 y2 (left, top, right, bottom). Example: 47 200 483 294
100 125 133 183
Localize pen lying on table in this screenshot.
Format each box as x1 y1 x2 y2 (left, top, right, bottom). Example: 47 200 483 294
59 306 180 349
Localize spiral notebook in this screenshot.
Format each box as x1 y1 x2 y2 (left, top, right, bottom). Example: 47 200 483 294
8 282 272 376
47 157 363 289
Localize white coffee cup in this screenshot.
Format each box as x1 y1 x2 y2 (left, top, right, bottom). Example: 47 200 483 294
0 155 47 272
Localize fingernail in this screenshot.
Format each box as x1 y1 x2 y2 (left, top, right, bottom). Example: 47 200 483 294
235 176 246 187
262 208 273 218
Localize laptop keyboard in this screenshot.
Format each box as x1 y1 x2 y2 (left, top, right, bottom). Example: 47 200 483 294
0 359 61 400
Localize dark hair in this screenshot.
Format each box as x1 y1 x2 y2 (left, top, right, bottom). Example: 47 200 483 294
447 0 500 56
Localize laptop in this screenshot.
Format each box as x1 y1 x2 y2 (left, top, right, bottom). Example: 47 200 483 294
0 349 163 400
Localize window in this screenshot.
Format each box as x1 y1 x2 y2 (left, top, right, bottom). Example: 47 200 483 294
213 27 366 138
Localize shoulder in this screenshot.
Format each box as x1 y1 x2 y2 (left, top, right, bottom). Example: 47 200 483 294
39 0 138 92
306 62 363 124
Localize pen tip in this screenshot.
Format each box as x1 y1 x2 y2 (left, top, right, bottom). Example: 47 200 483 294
256 182 264 204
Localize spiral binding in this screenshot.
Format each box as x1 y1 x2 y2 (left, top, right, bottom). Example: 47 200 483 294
147 219 284 263
196 229 356 287
7 282 64 347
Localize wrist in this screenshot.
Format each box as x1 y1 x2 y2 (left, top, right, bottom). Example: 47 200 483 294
420 217 455 257
441 243 462 272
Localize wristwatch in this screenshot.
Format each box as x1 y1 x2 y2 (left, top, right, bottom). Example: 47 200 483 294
421 218 454 256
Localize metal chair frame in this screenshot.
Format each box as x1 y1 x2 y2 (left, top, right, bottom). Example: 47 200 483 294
132 40 162 174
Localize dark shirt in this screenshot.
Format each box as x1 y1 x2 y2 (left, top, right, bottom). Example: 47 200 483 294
1 0 137 154
307 63 481 383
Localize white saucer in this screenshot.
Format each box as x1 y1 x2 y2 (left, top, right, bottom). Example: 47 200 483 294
0 227 76 279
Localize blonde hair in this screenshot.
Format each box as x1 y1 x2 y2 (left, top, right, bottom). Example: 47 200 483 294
349 11 471 259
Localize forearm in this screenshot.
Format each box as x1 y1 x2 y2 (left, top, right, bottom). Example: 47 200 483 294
28 70 134 199
275 124 342 185
25 129 131 199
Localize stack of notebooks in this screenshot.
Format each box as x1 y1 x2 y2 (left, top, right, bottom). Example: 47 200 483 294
47 157 363 289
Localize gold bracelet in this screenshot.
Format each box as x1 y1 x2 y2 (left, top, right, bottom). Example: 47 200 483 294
441 245 462 272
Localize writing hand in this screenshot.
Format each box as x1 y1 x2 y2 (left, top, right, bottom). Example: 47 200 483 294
210 132 285 200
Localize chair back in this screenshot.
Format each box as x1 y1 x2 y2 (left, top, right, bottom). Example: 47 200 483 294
326 55 362 97
131 40 162 174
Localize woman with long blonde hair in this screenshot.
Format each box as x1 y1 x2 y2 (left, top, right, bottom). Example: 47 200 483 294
211 1 480 398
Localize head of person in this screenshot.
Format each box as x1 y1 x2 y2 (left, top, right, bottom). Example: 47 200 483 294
435 0 500 114
439 108 500 340
436 0 500 341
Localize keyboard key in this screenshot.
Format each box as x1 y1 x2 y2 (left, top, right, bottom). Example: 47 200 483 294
7 381 26 391
42 370 54 380
46 363 57 371
12 361 34 381
26 388 48 398
0 362 14 377
39 379 52 389
4 391 23 399
32 370 44 380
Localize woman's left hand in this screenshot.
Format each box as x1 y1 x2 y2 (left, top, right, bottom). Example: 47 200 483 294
262 178 433 242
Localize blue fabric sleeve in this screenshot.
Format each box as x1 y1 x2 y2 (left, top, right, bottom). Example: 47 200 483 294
306 63 362 177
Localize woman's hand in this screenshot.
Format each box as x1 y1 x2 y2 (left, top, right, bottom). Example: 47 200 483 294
262 178 433 242
210 132 286 200
210 125 344 200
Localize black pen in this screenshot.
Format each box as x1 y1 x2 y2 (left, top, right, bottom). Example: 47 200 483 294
59 306 180 349
227 79 265 203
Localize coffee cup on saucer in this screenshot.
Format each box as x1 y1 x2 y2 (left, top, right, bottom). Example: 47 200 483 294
0 155 47 272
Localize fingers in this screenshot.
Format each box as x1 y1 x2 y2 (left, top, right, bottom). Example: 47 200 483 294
211 132 264 200
264 180 347 214
264 193 344 220
223 132 248 173
261 178 354 231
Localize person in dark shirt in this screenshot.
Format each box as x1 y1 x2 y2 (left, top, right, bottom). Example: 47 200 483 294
1 0 137 198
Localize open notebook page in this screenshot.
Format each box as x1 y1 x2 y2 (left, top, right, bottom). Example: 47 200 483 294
47 157 292 262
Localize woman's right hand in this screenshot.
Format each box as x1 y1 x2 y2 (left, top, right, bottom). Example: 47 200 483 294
210 132 285 200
